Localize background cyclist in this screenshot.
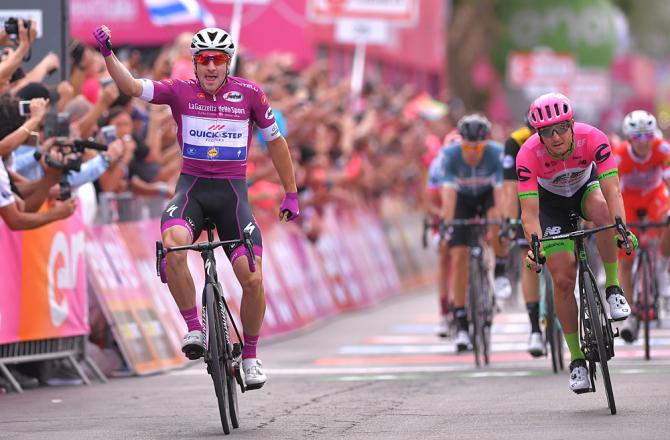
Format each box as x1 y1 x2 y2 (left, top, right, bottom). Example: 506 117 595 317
501 116 544 357
93 24 299 389
613 110 670 342
518 93 635 394
439 114 505 352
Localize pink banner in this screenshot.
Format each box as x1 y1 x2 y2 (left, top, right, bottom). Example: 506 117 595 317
0 209 88 345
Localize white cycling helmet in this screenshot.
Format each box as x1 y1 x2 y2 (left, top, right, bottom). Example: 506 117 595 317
622 110 657 138
190 27 235 57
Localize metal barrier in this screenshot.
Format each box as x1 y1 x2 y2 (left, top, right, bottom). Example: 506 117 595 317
0 336 107 393
97 192 167 224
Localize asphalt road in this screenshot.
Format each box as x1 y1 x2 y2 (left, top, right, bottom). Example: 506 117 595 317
2 288 670 439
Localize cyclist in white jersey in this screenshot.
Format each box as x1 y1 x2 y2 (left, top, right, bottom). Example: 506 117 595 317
93 25 299 389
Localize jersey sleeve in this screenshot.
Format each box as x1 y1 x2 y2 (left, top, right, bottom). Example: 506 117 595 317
441 151 456 189
589 128 618 180
250 87 281 142
503 137 520 181
491 142 504 187
138 78 177 105
516 144 538 199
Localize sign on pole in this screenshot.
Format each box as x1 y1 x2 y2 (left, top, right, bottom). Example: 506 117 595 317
334 18 389 45
308 0 418 25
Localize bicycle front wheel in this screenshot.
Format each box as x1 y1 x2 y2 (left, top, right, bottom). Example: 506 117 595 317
469 266 481 368
640 251 653 361
583 271 616 415
206 285 231 434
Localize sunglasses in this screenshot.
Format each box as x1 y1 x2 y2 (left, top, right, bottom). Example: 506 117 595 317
462 142 485 152
194 53 230 66
538 121 571 139
629 132 654 142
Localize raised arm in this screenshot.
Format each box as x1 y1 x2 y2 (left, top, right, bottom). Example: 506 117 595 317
93 25 143 97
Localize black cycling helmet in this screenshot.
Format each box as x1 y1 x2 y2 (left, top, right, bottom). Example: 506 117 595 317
457 114 491 142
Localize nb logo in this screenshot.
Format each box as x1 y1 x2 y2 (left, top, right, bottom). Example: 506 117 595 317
166 204 178 217
544 226 562 236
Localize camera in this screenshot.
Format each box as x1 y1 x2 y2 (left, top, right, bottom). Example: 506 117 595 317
18 100 31 116
4 17 31 38
44 112 71 139
41 139 108 200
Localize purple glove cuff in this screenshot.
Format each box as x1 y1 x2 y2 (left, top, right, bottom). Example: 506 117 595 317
279 192 300 221
93 27 112 57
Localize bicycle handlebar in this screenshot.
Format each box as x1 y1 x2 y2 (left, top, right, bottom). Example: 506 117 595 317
530 215 632 258
155 231 257 276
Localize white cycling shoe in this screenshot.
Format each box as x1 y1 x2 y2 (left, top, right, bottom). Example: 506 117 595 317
455 330 471 353
182 330 205 360
605 286 631 321
437 314 451 338
494 276 512 300
527 332 544 358
568 359 591 394
242 358 267 390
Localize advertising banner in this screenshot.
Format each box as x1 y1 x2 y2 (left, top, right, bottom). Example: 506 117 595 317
0 209 88 345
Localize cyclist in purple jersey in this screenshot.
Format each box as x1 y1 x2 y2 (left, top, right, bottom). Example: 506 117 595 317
93 25 300 389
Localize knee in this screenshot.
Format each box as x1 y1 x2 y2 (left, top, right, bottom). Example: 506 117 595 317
553 274 576 299
240 273 263 294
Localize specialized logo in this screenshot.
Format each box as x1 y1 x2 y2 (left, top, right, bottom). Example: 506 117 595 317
265 107 273 121
243 221 256 235
595 143 611 164
517 165 531 182
544 226 562 236
261 94 268 105
223 91 243 103
196 92 206 99
166 204 178 217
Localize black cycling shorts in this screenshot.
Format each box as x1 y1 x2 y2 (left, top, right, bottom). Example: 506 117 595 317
449 189 495 248
160 174 263 262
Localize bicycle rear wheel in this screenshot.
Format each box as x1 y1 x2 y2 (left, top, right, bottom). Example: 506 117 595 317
469 266 481 368
640 252 652 361
480 270 493 366
583 271 616 415
206 285 231 434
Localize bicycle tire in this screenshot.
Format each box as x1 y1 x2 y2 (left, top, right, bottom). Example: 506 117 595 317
227 355 240 428
545 288 559 374
640 251 652 361
583 271 616 415
480 269 493 366
206 285 231 434
469 262 481 368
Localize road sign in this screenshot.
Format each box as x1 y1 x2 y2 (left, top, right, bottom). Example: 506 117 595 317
335 18 389 45
308 0 418 25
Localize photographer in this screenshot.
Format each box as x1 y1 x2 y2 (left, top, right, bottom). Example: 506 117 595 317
0 95 48 157
1 153 76 230
0 19 37 93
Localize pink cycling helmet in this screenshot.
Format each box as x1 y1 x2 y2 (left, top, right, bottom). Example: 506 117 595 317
528 93 573 129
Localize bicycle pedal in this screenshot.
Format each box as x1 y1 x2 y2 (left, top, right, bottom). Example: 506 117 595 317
612 328 620 338
183 346 204 360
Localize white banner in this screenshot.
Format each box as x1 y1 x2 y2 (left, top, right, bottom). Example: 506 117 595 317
308 0 418 25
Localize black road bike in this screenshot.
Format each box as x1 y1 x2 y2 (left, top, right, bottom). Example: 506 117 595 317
531 213 632 415
156 220 256 434
444 218 500 367
627 209 666 360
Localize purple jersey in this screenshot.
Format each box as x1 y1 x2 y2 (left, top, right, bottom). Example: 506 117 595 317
139 76 280 178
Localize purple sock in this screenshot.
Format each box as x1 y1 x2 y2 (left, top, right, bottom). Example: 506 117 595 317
242 332 259 359
180 307 202 332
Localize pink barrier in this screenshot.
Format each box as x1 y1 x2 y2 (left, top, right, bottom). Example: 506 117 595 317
84 204 403 375
0 210 88 345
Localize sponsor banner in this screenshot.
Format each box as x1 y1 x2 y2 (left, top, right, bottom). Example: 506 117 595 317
0 209 88 345
86 224 186 374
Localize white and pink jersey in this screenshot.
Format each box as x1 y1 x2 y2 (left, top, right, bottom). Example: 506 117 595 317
516 122 618 199
139 76 280 179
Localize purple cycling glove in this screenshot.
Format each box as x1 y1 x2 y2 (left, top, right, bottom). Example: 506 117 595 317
279 192 300 221
93 26 113 57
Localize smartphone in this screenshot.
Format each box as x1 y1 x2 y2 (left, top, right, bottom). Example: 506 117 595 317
25 131 40 146
18 100 31 116
100 125 117 144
